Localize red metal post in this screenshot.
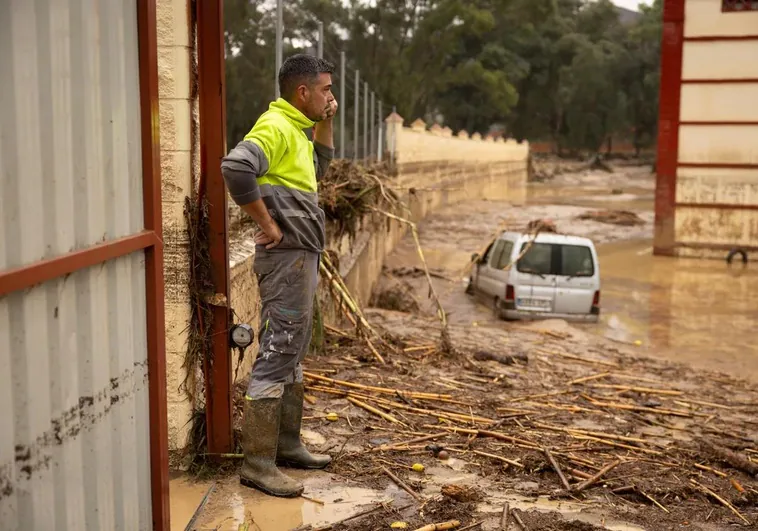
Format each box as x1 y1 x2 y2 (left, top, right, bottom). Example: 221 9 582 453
653 0 685 256
137 1 170 529
197 0 233 454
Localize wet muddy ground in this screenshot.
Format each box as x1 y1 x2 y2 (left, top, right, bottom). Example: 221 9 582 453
173 162 758 530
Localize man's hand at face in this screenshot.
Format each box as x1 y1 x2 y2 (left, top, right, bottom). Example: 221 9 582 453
325 99 338 120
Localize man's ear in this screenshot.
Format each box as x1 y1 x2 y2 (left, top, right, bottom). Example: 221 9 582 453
296 84 309 101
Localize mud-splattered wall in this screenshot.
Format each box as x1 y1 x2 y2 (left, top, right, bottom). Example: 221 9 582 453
157 0 199 452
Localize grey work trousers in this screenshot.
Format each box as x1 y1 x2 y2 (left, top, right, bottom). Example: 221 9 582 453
246 248 320 400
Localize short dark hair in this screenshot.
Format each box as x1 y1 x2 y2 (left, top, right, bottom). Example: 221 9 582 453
278 54 335 100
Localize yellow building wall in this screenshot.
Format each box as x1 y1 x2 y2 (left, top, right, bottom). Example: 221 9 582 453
674 0 758 255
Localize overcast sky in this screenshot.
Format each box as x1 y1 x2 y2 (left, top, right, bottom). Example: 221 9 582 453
611 0 652 11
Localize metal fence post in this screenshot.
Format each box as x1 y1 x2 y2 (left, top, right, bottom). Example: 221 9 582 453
275 0 283 99
317 21 324 59
363 82 368 160
370 92 375 160
378 100 383 162
339 51 345 159
353 70 359 161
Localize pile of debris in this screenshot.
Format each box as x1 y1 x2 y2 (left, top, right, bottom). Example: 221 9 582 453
575 209 645 227
319 159 399 241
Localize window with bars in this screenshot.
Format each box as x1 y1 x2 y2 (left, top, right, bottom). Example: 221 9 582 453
722 0 758 11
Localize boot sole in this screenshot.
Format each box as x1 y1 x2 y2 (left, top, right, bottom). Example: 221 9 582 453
276 458 331 470
239 476 304 498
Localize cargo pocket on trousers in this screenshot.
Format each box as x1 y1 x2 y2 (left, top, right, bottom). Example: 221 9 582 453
258 305 308 374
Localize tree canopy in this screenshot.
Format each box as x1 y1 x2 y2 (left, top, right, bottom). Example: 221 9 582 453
224 0 663 155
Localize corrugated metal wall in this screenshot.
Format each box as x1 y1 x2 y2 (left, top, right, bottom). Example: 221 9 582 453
0 1 153 529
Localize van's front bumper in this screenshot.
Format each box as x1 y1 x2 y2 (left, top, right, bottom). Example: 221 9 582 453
502 309 599 323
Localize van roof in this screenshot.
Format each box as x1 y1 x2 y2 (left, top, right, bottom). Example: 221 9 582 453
500 231 595 246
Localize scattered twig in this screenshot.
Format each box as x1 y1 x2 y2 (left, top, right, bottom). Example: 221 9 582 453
543 448 572 491
382 465 422 501
501 503 510 530
348 397 404 425
572 460 621 492
690 479 750 524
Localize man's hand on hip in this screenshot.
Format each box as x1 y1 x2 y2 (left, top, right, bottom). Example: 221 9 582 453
254 220 283 249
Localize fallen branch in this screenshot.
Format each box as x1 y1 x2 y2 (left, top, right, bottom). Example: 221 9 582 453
382 465 422 501
701 439 758 477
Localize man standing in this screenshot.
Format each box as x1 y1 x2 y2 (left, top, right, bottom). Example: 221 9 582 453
221 54 337 498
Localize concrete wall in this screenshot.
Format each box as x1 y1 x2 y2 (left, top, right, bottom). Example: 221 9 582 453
157 0 197 452
664 0 758 257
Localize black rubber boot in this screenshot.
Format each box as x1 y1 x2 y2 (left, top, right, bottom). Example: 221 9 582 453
240 397 304 497
277 383 332 469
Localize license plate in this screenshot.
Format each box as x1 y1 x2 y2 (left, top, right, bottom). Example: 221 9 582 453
517 298 551 310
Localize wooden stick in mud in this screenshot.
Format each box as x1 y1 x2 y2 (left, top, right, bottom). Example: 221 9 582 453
690 479 750 524
381 465 422 501
371 432 449 452
458 521 484 531
543 448 572 491
348 397 404 425
369 207 453 353
303 372 452 399
567 372 611 385
572 460 621 492
501 503 510 530
511 510 528 530
412 521 461 531
473 450 525 469
639 490 669 514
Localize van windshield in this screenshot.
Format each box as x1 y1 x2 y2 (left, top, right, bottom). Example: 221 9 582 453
517 242 594 277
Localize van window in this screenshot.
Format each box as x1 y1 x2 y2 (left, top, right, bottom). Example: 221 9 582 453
561 245 594 277
494 241 515 269
517 242 553 276
517 242 594 276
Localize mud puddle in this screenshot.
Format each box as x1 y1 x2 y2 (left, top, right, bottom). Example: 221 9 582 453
172 471 405 530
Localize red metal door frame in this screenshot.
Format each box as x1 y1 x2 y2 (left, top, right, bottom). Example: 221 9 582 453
196 0 233 454
654 0 685 257
0 1 169 529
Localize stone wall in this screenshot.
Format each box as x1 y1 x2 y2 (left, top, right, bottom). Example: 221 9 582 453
157 0 197 452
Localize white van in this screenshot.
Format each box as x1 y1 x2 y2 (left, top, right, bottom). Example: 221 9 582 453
466 231 601 322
